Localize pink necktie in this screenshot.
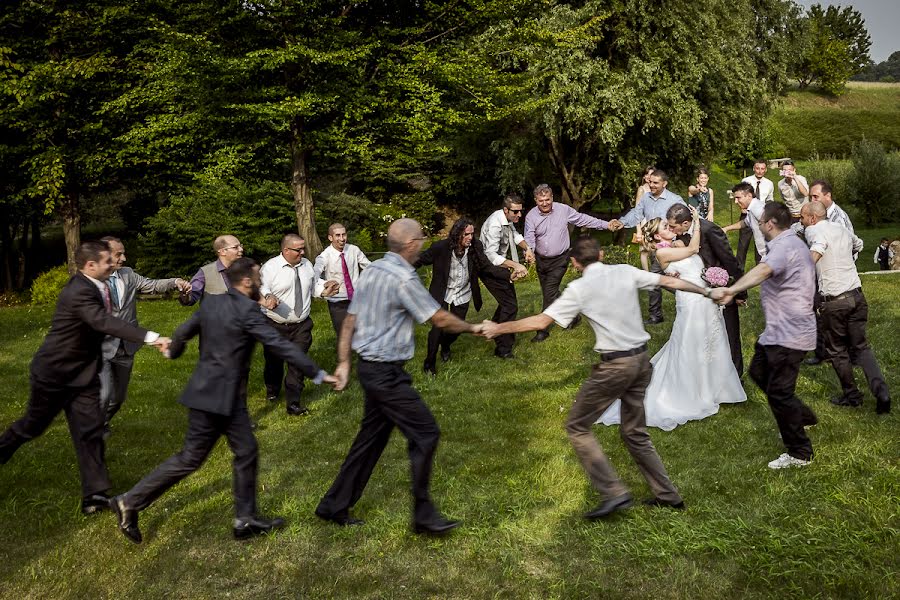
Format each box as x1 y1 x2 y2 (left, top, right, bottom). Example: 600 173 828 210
101 284 112 313
340 252 354 301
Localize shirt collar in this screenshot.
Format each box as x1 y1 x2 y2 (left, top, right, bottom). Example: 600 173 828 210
385 251 415 273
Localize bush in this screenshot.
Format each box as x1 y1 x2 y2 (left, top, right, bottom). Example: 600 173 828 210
846 140 900 226
804 155 853 205
30 265 70 306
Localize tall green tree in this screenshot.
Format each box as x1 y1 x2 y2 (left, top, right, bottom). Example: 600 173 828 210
791 4 871 95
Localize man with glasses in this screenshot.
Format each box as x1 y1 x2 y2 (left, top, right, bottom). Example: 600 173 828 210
479 193 534 358
180 234 245 305
259 234 339 415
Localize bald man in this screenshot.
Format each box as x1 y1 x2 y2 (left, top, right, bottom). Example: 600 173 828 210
180 235 244 305
316 219 481 535
800 202 890 414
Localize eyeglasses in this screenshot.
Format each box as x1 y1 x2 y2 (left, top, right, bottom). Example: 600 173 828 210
285 247 305 253
508 209 523 214
223 244 243 251
406 236 427 244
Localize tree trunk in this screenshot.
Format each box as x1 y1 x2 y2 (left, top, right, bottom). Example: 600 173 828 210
546 135 586 209
27 212 42 283
290 121 323 257
62 190 80 275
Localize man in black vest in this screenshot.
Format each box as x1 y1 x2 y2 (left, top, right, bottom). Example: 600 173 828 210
111 258 338 544
414 218 512 375
0 241 169 514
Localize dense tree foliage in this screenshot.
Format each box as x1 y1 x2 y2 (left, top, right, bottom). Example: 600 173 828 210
852 51 900 83
791 4 871 95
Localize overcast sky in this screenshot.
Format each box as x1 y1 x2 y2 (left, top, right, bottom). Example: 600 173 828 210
793 1 898 63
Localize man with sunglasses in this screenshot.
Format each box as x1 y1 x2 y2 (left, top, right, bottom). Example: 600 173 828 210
180 234 245 305
479 193 534 358
259 234 339 416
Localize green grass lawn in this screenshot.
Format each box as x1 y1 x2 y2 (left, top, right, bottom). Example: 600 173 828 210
0 262 898 598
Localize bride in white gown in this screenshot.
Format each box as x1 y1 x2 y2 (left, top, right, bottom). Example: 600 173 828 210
598 209 746 430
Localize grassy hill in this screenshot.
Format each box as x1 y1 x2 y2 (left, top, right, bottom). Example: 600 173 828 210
768 82 900 159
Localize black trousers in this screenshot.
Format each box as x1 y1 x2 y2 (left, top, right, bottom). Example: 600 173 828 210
0 374 110 497
648 256 665 321
820 290 889 404
263 317 313 409
722 302 743 377
327 300 351 340
736 224 760 271
748 343 815 460
425 301 469 367
99 345 135 427
480 274 517 355
812 290 827 361
317 360 441 524
535 251 570 333
125 406 258 518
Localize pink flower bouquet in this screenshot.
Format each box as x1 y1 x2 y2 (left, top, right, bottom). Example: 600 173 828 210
702 266 730 287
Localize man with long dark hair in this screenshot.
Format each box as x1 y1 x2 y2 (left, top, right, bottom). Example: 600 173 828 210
414 218 511 375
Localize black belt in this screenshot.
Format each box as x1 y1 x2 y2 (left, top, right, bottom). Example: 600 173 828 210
822 288 861 303
359 358 406 367
599 344 648 362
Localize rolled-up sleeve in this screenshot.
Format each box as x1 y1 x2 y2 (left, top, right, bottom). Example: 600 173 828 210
481 219 506 266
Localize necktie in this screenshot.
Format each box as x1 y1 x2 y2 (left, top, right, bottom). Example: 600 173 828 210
340 252 354 301
107 275 120 310
755 179 761 200
507 225 519 263
293 265 304 318
101 284 112 313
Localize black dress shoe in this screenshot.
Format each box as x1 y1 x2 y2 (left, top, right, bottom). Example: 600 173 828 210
111 495 142 544
804 356 825 366
266 393 279 403
531 331 550 343
584 494 633 520
566 315 582 329
876 397 891 414
830 395 862 407
643 317 664 325
642 497 686 510
412 516 461 535
494 349 514 359
233 515 286 540
440 348 452 363
315 509 364 527
81 493 112 515
286 404 310 416
423 362 437 376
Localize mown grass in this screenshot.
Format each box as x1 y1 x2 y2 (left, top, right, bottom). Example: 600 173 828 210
769 84 900 159
0 255 898 599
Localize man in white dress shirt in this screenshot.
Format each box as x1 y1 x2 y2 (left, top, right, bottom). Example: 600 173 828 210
777 160 809 223
723 181 767 259
800 202 889 414
736 159 774 266
314 223 371 339
479 193 534 358
260 234 338 415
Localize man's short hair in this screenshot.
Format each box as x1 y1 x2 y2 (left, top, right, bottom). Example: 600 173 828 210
882 238 890 243
651 169 669 182
761 202 791 229
328 223 346 236
281 233 304 249
533 183 553 198
732 181 754 196
503 193 523 210
666 204 692 223
753 158 767 166
100 236 122 245
213 235 235 252
782 159 794 167
571 235 602 267
75 241 110 269
810 179 832 195
225 257 258 286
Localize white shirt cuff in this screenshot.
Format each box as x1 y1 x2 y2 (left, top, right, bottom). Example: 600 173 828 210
144 331 160 343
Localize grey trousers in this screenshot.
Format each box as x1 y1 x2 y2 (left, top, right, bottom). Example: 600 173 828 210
565 353 681 503
99 347 135 427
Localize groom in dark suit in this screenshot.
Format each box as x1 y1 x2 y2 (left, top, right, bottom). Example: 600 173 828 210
0 241 168 514
667 203 745 376
111 257 337 544
413 217 513 374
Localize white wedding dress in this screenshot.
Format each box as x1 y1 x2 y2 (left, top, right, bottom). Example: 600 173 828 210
597 255 746 431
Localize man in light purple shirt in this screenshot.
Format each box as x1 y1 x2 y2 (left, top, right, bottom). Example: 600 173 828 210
524 183 610 342
711 202 817 470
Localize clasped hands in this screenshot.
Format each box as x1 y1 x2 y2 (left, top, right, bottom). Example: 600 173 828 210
607 219 625 232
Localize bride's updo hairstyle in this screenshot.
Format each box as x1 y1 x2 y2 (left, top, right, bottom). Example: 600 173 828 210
640 218 663 254
571 235 603 267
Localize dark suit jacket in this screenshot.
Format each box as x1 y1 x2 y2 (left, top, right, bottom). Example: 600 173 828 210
31 273 149 387
677 219 746 300
413 239 510 312
168 289 323 416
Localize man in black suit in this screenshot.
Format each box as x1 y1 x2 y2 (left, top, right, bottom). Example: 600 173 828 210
667 203 745 376
111 257 337 544
414 218 513 374
0 241 169 514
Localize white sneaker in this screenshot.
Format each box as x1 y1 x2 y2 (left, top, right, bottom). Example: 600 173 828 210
767 453 811 469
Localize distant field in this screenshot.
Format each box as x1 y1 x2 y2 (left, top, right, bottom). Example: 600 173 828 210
769 83 900 159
